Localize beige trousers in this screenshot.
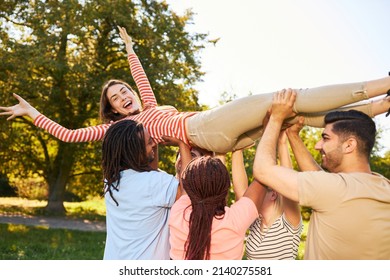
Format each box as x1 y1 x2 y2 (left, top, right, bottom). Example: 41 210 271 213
186 81 372 153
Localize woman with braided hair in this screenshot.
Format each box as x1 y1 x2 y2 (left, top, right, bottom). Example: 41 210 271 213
169 156 267 260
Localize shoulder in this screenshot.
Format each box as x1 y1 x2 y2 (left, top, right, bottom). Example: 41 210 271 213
227 197 258 225
120 169 177 186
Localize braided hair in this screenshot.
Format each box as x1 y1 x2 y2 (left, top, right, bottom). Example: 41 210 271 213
181 156 231 260
101 119 152 206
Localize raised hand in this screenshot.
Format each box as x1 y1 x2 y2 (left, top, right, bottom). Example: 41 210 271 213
286 116 305 137
117 26 135 55
0 93 40 121
271 88 297 122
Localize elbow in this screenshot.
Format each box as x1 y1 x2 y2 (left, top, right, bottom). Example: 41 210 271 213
253 159 277 186
253 161 267 183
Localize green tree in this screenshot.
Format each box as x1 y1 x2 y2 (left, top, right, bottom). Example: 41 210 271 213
0 0 208 214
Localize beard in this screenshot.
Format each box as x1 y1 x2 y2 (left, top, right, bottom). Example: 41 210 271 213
320 145 343 172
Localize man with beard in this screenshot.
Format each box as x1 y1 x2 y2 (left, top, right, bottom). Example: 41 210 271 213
101 119 191 260
253 89 390 259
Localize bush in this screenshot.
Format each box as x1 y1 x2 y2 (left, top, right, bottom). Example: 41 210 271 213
0 174 17 197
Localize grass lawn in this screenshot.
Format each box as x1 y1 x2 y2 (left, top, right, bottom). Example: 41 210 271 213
0 197 106 221
0 223 105 260
0 197 106 260
0 197 308 260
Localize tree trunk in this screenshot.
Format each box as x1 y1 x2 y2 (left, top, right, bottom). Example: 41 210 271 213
45 143 76 215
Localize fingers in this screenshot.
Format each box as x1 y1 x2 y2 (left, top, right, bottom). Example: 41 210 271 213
118 26 127 41
0 111 15 120
270 88 298 121
273 88 297 107
0 108 15 121
12 93 24 102
7 115 16 121
286 115 305 135
161 135 176 143
297 115 305 125
276 88 297 101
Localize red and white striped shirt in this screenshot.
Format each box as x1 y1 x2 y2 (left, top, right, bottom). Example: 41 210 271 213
34 54 197 144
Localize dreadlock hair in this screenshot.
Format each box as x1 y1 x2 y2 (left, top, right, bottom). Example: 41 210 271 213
99 79 142 123
101 119 152 206
324 110 376 160
181 156 231 260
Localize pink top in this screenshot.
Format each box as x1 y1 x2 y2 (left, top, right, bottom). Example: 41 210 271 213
169 195 258 260
34 54 197 144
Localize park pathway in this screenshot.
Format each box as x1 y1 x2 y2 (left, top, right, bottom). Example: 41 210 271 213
0 213 106 232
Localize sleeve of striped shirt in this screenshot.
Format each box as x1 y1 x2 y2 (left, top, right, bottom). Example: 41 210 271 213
34 114 110 142
128 54 158 107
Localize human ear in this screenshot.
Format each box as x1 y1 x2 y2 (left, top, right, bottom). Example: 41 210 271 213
344 138 357 153
270 190 278 201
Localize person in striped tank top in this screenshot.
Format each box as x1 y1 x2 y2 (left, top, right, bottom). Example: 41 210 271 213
232 129 303 260
1 27 390 154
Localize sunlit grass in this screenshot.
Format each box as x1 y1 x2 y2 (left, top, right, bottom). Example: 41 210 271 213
64 198 106 221
0 197 106 221
0 223 105 260
0 197 309 259
0 197 106 259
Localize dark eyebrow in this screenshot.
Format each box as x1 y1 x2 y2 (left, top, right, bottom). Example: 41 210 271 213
109 86 126 101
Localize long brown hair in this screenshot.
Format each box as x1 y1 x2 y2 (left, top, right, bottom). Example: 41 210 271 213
101 119 152 206
181 156 230 260
99 79 142 123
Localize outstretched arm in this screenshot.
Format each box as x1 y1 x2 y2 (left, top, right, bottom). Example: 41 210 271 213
277 131 301 227
0 93 109 142
117 26 157 107
0 93 40 121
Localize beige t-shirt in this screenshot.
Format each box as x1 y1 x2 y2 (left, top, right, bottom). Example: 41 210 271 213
298 171 390 260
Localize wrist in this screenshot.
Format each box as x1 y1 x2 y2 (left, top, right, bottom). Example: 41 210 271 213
178 142 190 150
269 114 285 124
126 46 135 54
29 107 40 120
286 130 300 138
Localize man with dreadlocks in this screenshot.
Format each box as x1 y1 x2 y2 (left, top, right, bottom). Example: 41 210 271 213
101 119 191 260
169 155 267 260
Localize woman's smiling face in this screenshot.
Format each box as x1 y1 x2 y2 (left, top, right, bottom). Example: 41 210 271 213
107 83 141 116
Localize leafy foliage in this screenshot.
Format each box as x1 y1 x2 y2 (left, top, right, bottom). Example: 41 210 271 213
0 0 208 214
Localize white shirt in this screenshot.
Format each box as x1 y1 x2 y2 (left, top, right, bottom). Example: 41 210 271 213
104 169 178 260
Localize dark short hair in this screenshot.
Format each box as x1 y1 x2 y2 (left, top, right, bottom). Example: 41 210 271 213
101 119 151 205
324 110 376 159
